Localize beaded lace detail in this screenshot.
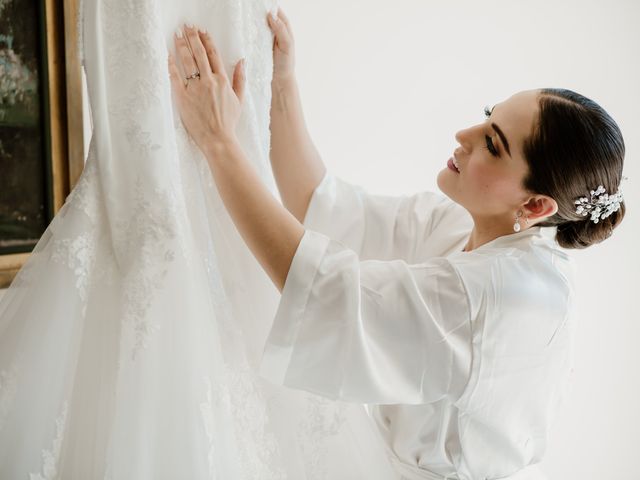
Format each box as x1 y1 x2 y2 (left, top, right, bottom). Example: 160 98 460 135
29 402 69 480
0 363 18 432
296 396 348 479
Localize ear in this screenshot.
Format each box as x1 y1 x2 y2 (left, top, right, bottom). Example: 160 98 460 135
523 195 557 221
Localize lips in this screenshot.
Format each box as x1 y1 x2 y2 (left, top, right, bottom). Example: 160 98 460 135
452 152 461 171
446 151 461 173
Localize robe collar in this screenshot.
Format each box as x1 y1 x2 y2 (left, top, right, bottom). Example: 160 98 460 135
461 225 559 253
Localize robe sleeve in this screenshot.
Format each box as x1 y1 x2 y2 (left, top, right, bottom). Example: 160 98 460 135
258 229 473 405
301 171 471 263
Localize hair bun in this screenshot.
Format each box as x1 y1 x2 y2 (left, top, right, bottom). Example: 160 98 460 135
523 88 626 249
555 203 624 249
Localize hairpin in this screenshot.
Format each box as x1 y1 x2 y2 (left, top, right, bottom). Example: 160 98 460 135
574 176 628 224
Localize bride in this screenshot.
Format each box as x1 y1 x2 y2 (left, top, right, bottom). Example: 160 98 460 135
169 8 626 480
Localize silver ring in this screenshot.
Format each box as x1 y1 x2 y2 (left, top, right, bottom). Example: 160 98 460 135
185 71 200 80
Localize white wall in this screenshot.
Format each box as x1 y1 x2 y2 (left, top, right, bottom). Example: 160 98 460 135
279 0 639 478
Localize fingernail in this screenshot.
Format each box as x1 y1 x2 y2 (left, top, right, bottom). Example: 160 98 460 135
186 22 194 29
198 26 207 34
175 28 183 38
270 12 277 22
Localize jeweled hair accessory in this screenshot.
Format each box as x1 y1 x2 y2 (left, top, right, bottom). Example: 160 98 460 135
574 175 628 224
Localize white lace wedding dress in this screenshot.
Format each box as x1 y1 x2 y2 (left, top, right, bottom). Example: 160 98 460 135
0 0 398 478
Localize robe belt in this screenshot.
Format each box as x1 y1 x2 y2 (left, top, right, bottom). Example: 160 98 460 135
390 455 456 480
386 447 547 480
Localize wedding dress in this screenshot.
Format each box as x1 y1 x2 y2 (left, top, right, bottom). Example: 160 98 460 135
0 0 398 478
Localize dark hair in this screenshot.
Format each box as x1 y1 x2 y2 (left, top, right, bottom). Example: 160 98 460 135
521 88 626 249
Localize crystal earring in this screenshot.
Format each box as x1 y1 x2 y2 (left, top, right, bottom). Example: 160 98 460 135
513 210 523 232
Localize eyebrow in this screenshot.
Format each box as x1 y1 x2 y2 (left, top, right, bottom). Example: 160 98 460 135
490 122 511 157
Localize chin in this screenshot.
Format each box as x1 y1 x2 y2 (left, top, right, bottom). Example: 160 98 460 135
436 170 464 206
436 168 451 195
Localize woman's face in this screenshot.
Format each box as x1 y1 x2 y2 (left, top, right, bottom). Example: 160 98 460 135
437 89 556 225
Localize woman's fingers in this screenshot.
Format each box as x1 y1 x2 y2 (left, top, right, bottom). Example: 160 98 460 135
198 29 229 83
267 10 292 51
174 27 198 79
183 24 213 77
267 7 293 41
232 59 246 103
277 7 293 36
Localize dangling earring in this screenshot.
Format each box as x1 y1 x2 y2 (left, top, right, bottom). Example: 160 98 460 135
513 210 530 232
513 210 523 232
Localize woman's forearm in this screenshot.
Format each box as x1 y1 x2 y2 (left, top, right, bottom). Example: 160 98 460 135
270 76 326 222
169 23 306 292
204 138 304 293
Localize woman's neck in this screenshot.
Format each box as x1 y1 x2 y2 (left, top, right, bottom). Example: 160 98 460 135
463 222 516 252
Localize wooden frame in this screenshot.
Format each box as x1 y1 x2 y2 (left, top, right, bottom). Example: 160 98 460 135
0 0 84 288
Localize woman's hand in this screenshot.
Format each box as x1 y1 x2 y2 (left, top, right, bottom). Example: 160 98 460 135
168 24 245 155
167 24 305 294
267 8 296 84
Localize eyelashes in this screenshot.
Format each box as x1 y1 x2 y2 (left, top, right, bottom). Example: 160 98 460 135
483 104 499 156
485 135 499 156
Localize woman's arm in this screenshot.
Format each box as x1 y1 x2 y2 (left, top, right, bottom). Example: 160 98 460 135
169 24 304 292
267 9 326 223
204 139 304 293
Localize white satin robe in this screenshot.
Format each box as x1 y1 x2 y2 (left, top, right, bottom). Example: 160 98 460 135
259 171 577 480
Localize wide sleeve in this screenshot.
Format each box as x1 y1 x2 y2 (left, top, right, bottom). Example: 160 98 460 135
302 171 472 263
258 228 473 405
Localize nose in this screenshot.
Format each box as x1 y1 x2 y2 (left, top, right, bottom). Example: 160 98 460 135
455 128 472 154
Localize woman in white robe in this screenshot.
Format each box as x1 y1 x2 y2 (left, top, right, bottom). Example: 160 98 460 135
260 171 576 480
167 11 626 480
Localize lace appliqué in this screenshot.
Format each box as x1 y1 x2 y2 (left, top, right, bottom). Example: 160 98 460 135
125 122 163 155
102 0 166 159
64 145 100 221
0 363 18 432
114 177 181 361
297 396 348 480
200 376 224 480
50 145 181 361
50 234 97 305
96 0 184 362
29 402 69 480
200 370 287 480
49 151 116 318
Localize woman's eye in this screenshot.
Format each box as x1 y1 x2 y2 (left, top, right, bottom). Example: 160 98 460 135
483 105 498 156
485 135 499 156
